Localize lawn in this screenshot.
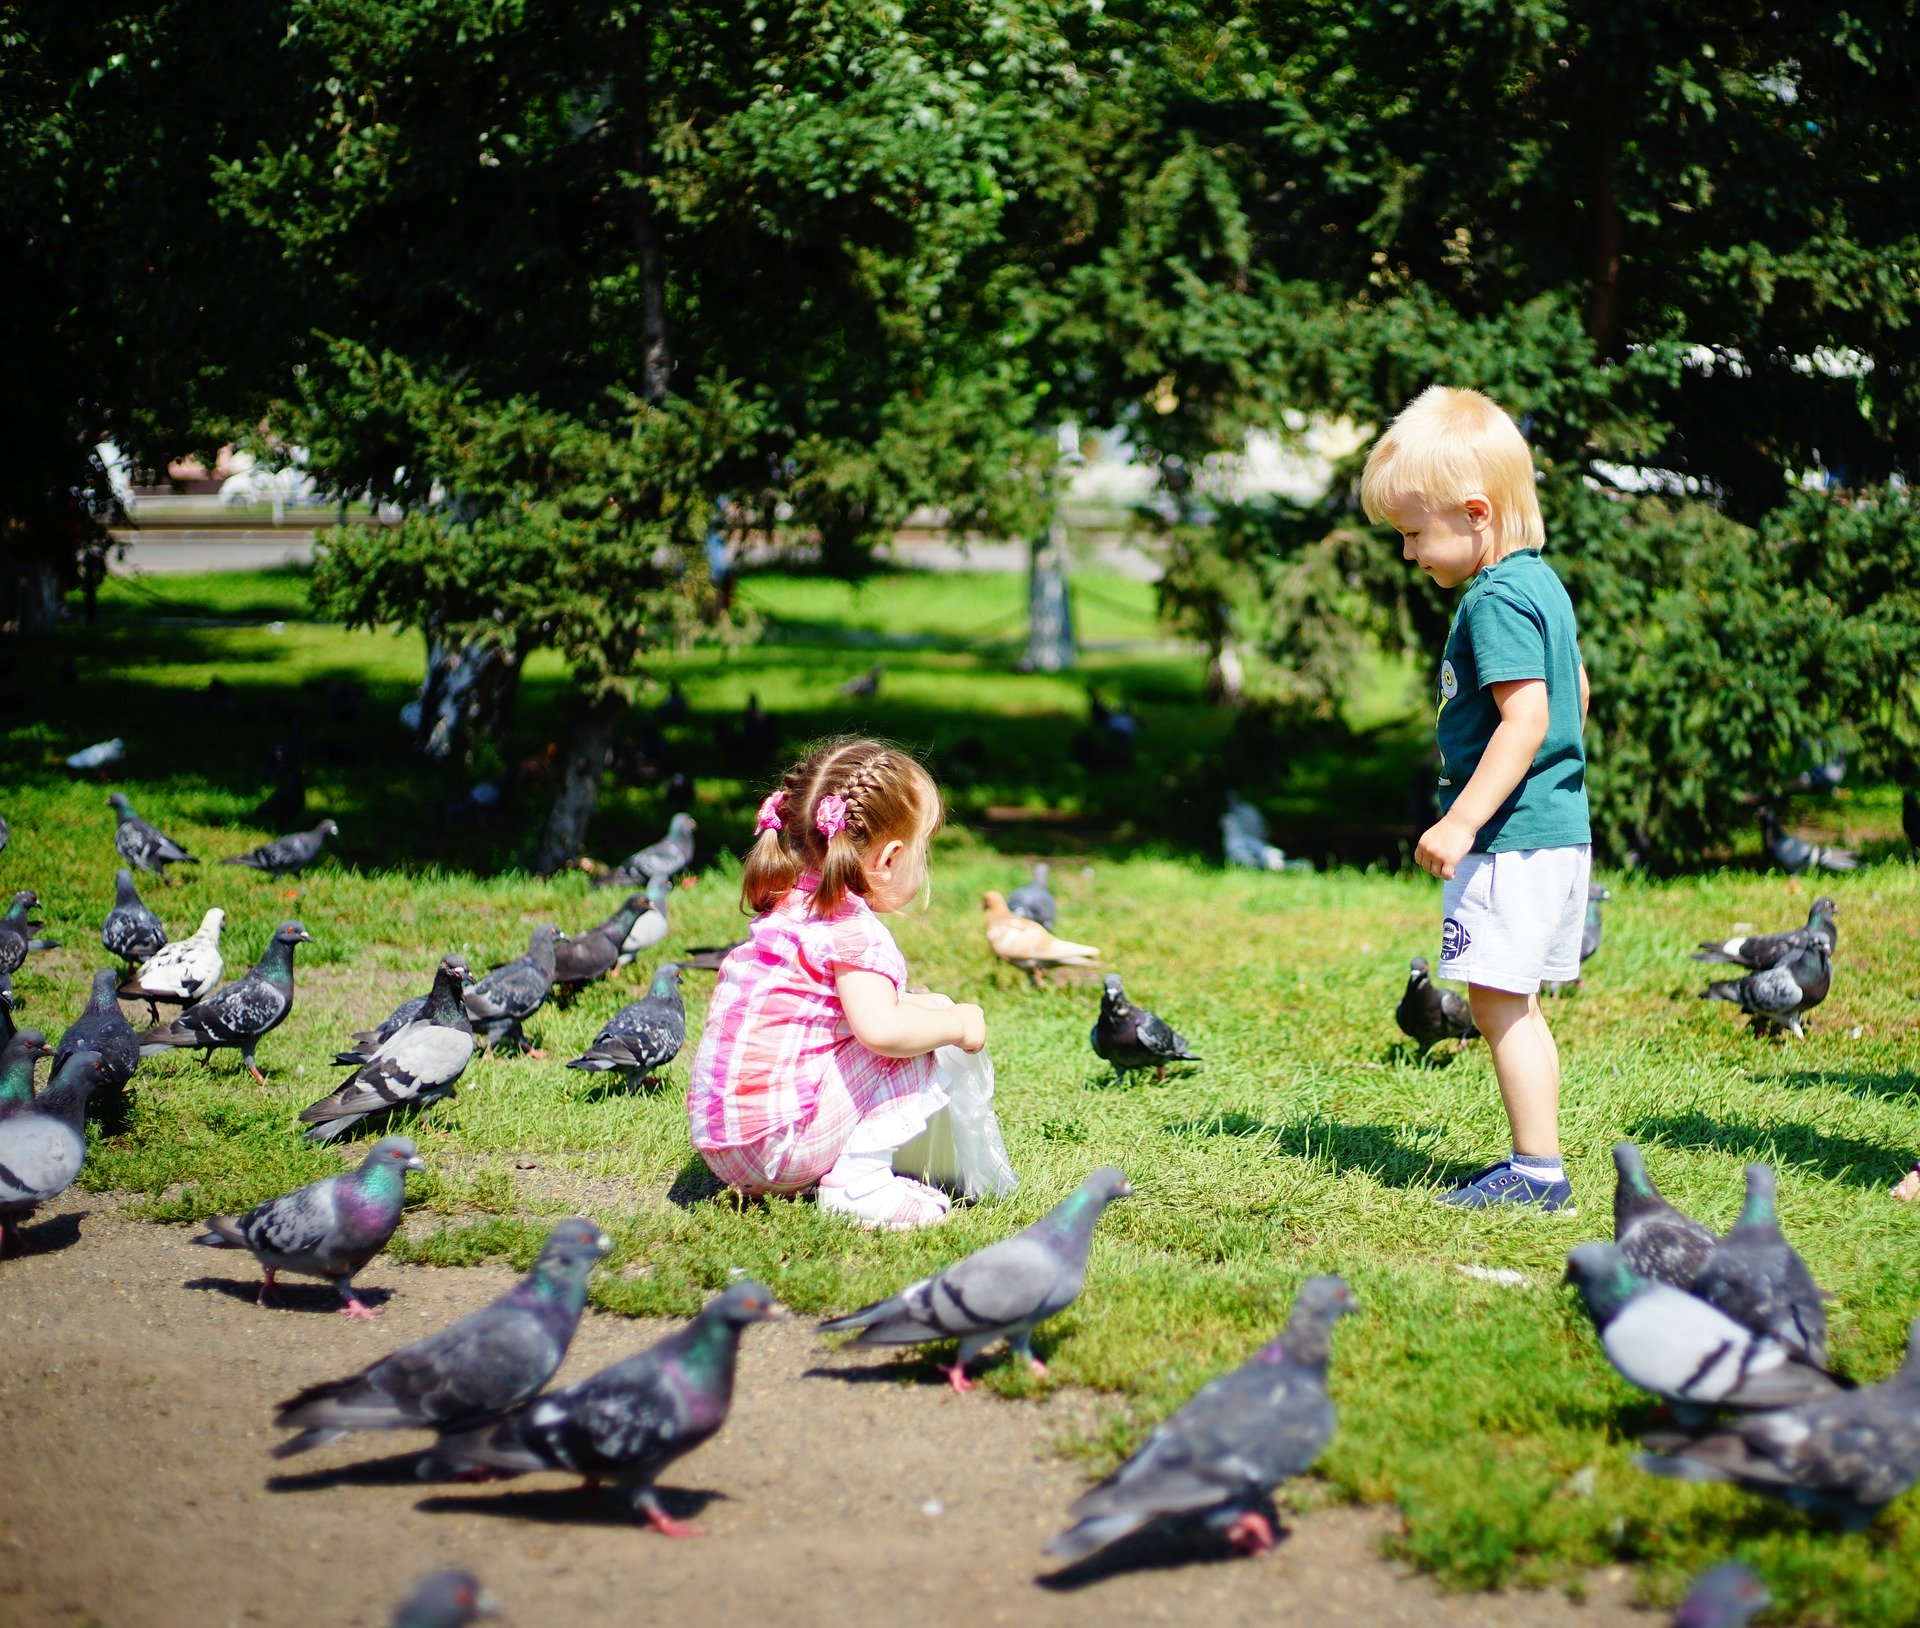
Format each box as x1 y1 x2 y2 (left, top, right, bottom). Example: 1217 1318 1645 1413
9 564 1920 1622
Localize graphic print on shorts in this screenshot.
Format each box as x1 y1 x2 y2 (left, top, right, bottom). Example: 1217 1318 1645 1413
1441 917 1471 961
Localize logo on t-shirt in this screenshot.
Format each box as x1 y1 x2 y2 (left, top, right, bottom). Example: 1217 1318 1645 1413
1440 659 1459 700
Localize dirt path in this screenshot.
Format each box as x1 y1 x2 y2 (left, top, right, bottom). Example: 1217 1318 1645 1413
0 1198 1646 1627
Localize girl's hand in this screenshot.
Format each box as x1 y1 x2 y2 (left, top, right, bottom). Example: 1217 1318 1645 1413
953 1003 987 1053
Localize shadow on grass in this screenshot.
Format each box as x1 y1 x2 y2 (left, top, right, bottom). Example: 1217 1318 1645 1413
1165 1112 1482 1190
1035 1504 1282 1591
184 1275 395 1314
415 1482 722 1527
1629 1114 1908 1188
1759 1068 1920 1101
666 1156 727 1210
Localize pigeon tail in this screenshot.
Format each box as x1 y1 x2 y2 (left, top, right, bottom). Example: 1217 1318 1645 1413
192 1216 252 1250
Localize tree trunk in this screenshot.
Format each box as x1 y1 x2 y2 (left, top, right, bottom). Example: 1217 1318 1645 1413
412 630 523 761
630 14 671 407
534 693 624 875
1585 87 1623 359
1024 509 1076 672
17 555 60 635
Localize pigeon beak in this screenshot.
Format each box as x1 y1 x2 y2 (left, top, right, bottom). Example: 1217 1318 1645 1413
765 1299 793 1322
404 1155 427 1172
474 1588 504 1618
1116 1179 1135 1199
595 1230 614 1253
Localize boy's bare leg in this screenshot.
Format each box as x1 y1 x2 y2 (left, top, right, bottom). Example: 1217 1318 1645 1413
1467 985 1560 1157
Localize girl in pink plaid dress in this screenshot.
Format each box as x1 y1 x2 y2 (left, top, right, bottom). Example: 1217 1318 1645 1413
688 738 986 1230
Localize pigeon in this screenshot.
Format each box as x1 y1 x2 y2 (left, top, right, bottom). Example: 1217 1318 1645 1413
982 891 1099 986
841 662 883 699
1672 1563 1769 1628
0 981 15 1051
193 1136 424 1317
654 679 690 726
66 737 125 773
463 926 560 1051
552 895 649 992
420 1280 788 1535
101 868 167 967
616 875 673 966
0 1029 52 1114
566 965 685 1082
0 1049 105 1254
820 1167 1133 1391
300 959 474 1143
392 1569 499 1628
1007 862 1058 930
1700 939 1831 1038
273 1216 612 1456
139 919 312 1080
1045 1275 1357 1562
1562 1242 1838 1412
605 812 697 887
1689 1163 1827 1367
337 989 432 1066
1904 787 1920 851
1637 1311 1920 1531
0 813 8 855
119 907 225 1022
1395 956 1478 1055
108 792 199 877
1091 976 1200 1083
256 763 306 828
0 890 59 977
221 819 340 880
1222 791 1290 871
1692 897 1839 970
1613 1142 1717 1289
1546 883 1610 995
1793 739 1846 794
53 968 141 1112
1757 807 1857 874
728 693 782 773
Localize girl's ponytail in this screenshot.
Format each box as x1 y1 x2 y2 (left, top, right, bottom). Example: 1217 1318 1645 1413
740 787 801 912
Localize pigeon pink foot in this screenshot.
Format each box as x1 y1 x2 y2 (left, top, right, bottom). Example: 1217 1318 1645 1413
943 1360 975 1394
1225 1511 1276 1555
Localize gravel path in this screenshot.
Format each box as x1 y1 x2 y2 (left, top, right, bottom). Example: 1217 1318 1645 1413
0 1198 1647 1627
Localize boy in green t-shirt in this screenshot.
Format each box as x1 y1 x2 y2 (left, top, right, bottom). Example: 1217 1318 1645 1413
1362 386 1592 1212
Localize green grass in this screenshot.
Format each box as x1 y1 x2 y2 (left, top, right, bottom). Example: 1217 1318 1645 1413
11 566 1920 1622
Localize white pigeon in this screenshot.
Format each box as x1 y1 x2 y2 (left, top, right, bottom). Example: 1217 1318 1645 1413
119 907 225 1020
66 737 126 772
616 877 672 967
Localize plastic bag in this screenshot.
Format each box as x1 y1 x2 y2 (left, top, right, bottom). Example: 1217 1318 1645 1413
893 1046 1019 1201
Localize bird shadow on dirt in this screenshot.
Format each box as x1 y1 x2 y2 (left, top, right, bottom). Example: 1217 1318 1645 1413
1034 1506 1283 1591
414 1483 723 1527
183 1275 396 1314
267 1451 428 1493
12 1211 88 1256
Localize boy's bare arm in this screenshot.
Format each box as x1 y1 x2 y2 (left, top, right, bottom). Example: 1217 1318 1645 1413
1579 662 1590 725
1415 678 1549 880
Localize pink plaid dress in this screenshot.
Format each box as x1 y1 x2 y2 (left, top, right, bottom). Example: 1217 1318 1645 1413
689 876 934 1194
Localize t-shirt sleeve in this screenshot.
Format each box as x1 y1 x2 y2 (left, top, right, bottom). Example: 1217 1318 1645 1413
824 911 905 987
1462 588 1548 687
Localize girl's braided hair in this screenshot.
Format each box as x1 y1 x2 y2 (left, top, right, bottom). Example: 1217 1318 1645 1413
742 736 943 916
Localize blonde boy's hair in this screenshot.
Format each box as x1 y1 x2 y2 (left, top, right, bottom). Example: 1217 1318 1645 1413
1359 386 1545 553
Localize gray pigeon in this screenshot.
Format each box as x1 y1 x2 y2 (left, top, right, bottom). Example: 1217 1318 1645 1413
0 979 16 1051
616 875 673 966
1007 863 1058 930
0 1028 52 1113
601 812 697 888
1639 1311 1920 1530
1046 1275 1357 1562
420 1280 787 1535
1692 898 1838 970
1757 807 1857 874
1701 940 1831 1038
1673 1563 1769 1628
392 1569 499 1628
301 958 475 1143
841 662 883 699
193 1136 424 1316
139 920 312 1080
1613 1142 1717 1289
0 1050 105 1254
53 968 141 1113
1091 975 1201 1083
565 964 685 1082
820 1167 1133 1391
1395 956 1478 1055
552 895 649 991
1689 1164 1827 1367
464 926 560 1051
1546 883 1610 995
102 869 167 966
0 890 59 977
109 792 199 877
221 818 340 879
338 988 432 1065
1563 1242 1838 1413
273 1216 612 1456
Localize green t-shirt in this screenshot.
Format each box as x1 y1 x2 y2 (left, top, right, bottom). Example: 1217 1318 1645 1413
1435 548 1590 852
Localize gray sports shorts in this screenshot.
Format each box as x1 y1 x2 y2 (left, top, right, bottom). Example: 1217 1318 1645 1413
1438 844 1593 995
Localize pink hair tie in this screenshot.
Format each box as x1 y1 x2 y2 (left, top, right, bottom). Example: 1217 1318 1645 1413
754 791 786 833
814 793 849 840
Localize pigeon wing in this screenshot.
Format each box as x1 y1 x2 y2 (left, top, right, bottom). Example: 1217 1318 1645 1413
239 1178 343 1263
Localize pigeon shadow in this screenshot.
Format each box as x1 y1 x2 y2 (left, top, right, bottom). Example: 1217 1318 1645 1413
1165 1112 1483 1191
415 1483 722 1527
1759 1068 1920 1101
1035 1505 1287 1591
1082 1063 1204 1092
267 1449 428 1492
576 1071 673 1105
1629 1114 1908 1190
10 1209 87 1256
183 1276 396 1314
665 1156 727 1210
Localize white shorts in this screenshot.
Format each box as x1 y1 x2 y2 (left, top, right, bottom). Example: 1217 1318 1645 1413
1438 845 1592 995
